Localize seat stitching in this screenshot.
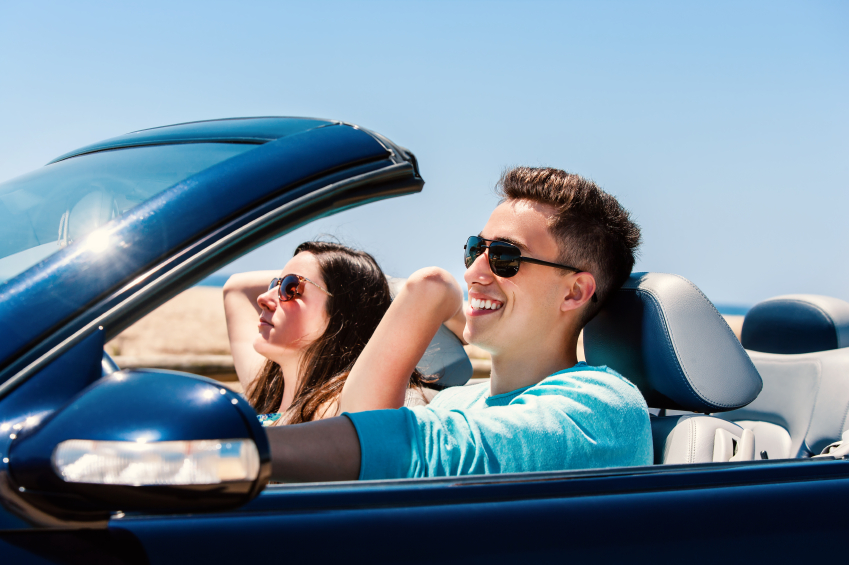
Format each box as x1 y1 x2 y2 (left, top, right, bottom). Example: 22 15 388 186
635 288 704 410
797 358 822 454
670 274 763 405
642 275 762 408
689 417 697 463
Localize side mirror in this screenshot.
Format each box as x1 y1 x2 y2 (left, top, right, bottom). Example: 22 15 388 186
2 369 270 527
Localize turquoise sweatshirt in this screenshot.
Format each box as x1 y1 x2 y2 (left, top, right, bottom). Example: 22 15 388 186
345 362 653 480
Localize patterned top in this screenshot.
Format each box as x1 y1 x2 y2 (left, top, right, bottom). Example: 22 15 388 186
257 413 283 427
256 388 432 426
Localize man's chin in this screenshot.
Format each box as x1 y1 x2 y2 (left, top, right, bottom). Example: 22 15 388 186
464 328 499 355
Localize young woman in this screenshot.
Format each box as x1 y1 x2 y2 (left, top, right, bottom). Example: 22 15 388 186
224 241 465 425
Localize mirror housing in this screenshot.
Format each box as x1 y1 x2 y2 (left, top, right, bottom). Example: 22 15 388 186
2 369 270 527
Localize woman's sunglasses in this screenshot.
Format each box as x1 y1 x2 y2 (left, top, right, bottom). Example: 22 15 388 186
464 236 597 302
268 274 333 302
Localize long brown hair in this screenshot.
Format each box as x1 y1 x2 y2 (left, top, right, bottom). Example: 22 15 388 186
246 241 429 423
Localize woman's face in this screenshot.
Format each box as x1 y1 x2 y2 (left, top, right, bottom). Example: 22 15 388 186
253 252 331 364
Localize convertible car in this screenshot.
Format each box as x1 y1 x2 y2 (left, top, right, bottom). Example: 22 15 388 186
0 118 846 563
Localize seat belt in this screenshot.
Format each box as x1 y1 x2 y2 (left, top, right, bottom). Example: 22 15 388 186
813 430 849 459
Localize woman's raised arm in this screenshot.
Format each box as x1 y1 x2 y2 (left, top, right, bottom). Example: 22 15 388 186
223 271 280 392
337 267 464 415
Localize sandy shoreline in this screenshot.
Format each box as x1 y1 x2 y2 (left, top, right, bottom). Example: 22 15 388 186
109 287 745 389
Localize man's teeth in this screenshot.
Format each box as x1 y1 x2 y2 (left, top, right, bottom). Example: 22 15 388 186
470 298 503 310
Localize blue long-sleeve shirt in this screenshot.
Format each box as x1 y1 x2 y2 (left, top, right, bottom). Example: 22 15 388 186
345 362 653 480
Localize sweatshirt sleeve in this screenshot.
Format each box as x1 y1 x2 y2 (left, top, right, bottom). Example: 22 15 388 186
344 371 652 480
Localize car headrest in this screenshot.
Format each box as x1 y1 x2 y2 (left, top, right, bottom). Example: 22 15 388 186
584 272 762 413
417 324 473 387
741 295 849 354
387 277 472 387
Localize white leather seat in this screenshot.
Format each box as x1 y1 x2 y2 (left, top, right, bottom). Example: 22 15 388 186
652 415 755 464
584 273 763 464
716 295 849 458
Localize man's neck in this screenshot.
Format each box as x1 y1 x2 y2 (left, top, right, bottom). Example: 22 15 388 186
488 332 580 396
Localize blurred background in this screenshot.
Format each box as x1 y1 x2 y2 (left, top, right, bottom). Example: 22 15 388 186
2 0 846 310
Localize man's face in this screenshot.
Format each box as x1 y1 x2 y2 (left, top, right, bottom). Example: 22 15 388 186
463 199 570 355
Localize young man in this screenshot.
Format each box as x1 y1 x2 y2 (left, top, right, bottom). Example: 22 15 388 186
266 167 652 481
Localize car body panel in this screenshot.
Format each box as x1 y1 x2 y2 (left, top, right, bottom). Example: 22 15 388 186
48 117 338 164
0 118 847 562
118 474 846 563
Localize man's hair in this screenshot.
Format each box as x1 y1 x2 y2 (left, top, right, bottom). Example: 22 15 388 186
496 167 641 324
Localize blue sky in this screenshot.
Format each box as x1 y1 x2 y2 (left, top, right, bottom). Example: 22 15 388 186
1 1 846 306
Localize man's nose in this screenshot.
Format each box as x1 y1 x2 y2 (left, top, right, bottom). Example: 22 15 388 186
464 250 494 285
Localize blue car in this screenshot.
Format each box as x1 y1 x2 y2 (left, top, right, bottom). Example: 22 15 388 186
0 118 846 563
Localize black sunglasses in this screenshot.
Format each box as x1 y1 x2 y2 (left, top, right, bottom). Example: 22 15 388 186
464 236 597 301
269 274 332 302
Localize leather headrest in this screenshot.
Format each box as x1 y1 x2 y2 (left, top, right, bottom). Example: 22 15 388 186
741 295 849 354
584 272 762 413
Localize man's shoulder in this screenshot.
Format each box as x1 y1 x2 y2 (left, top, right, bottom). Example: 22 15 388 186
515 362 647 411
541 363 641 393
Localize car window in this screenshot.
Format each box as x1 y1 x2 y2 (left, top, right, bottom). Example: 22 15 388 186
0 143 256 283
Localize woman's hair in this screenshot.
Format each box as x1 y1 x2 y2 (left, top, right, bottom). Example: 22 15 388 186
246 241 429 423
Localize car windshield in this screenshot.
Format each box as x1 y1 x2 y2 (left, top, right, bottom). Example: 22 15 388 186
0 143 257 283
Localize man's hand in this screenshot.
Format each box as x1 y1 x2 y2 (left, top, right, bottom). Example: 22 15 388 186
338 267 464 414
266 416 361 482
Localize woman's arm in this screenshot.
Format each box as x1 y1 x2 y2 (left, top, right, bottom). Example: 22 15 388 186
337 267 464 415
223 271 280 392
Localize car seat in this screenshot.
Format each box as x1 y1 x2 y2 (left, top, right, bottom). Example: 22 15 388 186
715 295 849 458
583 273 763 464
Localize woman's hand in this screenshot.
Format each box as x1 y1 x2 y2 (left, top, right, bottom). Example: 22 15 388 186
338 267 464 415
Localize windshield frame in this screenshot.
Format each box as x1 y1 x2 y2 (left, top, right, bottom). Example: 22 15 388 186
0 142 263 283
0 124 412 399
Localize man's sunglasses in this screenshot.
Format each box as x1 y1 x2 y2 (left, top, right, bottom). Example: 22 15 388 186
464 236 597 301
268 274 333 302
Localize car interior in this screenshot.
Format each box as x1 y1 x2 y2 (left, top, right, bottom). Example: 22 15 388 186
408 270 849 466
582 273 849 465
719 295 849 459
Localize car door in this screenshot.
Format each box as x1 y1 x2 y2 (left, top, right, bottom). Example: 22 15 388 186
107 457 849 563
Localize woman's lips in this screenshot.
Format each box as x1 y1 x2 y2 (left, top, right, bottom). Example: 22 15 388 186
258 318 273 329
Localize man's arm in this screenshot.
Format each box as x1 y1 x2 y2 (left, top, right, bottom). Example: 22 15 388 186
443 302 468 345
337 267 463 415
347 372 654 480
266 416 361 482
265 372 652 483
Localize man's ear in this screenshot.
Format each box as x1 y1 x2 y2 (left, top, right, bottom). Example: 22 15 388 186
560 272 597 312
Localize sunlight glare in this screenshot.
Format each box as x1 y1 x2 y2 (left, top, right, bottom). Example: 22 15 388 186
85 229 111 254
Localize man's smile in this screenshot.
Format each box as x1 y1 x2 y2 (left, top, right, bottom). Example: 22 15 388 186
467 292 504 316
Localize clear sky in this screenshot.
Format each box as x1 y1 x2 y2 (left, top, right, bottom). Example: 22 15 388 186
1 1 847 306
